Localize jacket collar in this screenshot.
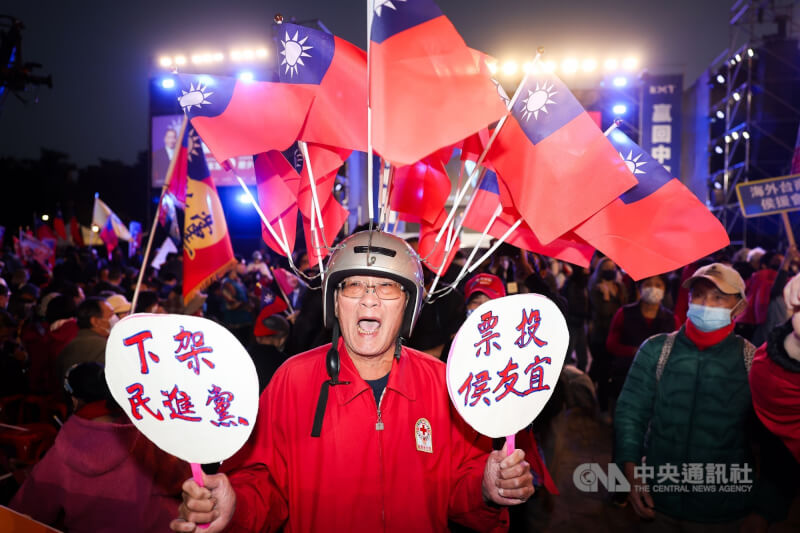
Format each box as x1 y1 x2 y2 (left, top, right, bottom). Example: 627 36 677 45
334 338 417 405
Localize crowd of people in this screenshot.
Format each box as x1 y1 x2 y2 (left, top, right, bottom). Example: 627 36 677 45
0 229 798 532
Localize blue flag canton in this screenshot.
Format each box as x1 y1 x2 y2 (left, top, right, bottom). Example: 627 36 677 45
370 0 443 44
479 169 501 195
276 23 334 85
512 72 586 145
186 128 211 181
176 74 237 119
607 130 673 204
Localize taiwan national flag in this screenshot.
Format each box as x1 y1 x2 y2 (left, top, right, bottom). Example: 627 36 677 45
176 73 316 164
53 211 68 242
295 143 351 221
488 71 637 245
182 127 237 304
418 208 460 275
254 151 300 257
370 0 507 166
304 194 349 268
463 170 594 267
99 217 118 258
276 22 367 152
574 130 730 280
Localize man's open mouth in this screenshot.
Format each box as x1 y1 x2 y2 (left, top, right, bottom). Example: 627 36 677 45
357 318 381 335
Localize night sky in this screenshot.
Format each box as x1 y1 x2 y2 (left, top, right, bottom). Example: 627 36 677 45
1 0 732 167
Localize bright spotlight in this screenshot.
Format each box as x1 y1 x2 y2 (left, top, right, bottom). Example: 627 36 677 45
522 61 536 74
562 58 579 74
161 78 175 89
714 181 723 190
716 74 725 84
622 56 638 70
716 110 725 119
230 50 242 61
742 131 750 139
729 59 737 66
735 53 742 63
731 131 739 140
612 103 627 115
242 49 255 60
541 60 556 72
603 58 618 71
732 91 741 101
191 54 203 65
581 58 597 73
725 135 732 144
612 76 628 87
174 55 186 66
238 193 251 204
256 48 269 59
714 145 724 154
41 214 50 222
486 61 498 75
747 48 754 58
502 60 518 76
213 52 224 61
238 71 255 82
159 56 173 68
91 224 100 233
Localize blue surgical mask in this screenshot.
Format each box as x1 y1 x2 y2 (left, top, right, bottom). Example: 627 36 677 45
687 303 733 332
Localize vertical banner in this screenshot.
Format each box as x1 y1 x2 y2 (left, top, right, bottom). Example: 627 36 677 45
640 74 683 177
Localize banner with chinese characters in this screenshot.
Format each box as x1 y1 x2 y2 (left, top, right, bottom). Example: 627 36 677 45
735 173 800 217
105 314 259 464
640 74 682 177
446 294 569 438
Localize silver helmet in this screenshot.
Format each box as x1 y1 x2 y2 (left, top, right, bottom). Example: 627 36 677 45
322 230 424 338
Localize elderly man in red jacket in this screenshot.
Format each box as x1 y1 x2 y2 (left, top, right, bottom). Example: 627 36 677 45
171 231 534 532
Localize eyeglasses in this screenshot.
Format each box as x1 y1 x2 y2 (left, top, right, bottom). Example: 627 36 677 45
338 280 404 300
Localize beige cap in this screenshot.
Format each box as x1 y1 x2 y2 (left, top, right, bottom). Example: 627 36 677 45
682 263 746 299
106 293 132 314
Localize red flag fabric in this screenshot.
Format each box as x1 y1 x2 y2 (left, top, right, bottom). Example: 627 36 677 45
574 130 729 280
176 73 316 163
463 170 594 267
419 209 461 274
294 144 350 220
182 128 237 304
277 23 368 152
370 0 507 166
304 196 349 268
19 232 54 269
53 212 68 241
254 151 300 257
488 71 636 244
272 268 298 302
35 220 57 243
69 216 84 247
99 217 118 258
390 161 452 225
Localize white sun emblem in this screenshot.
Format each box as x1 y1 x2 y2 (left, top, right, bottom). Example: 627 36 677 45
281 31 313 77
519 81 557 121
492 78 510 106
374 0 406 16
187 129 203 162
178 82 213 112
620 150 647 175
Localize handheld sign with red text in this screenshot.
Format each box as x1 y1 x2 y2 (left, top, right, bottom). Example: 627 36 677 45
105 314 259 464
446 294 569 438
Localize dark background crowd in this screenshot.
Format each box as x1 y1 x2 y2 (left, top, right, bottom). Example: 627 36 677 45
0 229 799 531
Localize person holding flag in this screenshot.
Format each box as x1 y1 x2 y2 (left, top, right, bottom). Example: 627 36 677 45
171 231 534 532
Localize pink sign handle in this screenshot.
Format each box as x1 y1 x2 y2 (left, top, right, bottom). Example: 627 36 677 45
505 434 515 456
190 462 210 529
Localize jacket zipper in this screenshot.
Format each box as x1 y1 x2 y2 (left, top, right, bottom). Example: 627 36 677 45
376 387 387 531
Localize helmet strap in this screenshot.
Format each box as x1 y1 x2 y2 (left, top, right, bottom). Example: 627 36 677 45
394 336 404 360
311 322 349 438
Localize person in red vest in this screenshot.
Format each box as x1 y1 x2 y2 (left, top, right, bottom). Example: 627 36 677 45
171 231 534 532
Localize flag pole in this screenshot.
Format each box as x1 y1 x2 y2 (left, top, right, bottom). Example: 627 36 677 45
465 217 523 276
453 205 503 286
235 176 292 257
432 55 540 246
424 216 456 300
131 115 188 314
268 265 295 314
298 141 328 247
366 0 375 222
309 205 325 281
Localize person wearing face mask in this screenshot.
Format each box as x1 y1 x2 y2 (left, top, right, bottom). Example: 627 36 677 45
588 257 628 419
615 263 783 530
736 251 784 341
606 276 675 414
56 297 115 382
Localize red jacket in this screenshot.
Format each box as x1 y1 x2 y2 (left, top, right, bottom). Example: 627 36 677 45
222 339 506 532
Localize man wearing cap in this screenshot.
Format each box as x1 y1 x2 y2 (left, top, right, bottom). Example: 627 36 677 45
615 263 781 530
171 231 534 532
105 293 131 320
465 273 506 316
